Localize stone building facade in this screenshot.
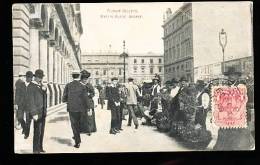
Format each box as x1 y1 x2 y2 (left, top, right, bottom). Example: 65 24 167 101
81 51 127 85
162 3 193 83
81 51 164 85
12 3 83 108
128 53 164 84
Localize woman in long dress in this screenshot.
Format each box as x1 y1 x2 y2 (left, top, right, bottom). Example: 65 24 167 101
79 70 97 135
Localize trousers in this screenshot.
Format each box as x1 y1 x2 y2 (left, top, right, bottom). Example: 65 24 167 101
110 105 120 130
69 112 82 144
33 114 46 152
127 104 139 126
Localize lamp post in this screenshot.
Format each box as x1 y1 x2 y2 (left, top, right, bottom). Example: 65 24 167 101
219 28 227 74
120 40 128 83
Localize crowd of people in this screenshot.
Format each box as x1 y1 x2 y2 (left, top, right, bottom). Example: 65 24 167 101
14 66 255 153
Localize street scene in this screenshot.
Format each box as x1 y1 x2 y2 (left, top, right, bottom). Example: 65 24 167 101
13 2 254 153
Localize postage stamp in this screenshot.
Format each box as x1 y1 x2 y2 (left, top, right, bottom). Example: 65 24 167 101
211 85 248 128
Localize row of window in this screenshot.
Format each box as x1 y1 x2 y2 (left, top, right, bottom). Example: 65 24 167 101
91 68 123 76
165 39 192 63
164 26 192 49
133 66 162 74
164 9 192 36
134 58 162 64
165 61 191 73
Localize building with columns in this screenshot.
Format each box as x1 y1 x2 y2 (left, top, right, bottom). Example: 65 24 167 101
12 3 83 108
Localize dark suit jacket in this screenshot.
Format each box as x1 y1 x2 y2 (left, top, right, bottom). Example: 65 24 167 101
15 79 26 107
62 80 90 112
27 81 47 118
107 86 120 110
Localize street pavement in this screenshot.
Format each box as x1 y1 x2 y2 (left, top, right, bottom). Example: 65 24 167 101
14 99 218 153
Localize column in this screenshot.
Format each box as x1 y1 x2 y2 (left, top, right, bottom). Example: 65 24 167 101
39 36 48 82
48 47 54 83
29 28 40 72
12 4 30 78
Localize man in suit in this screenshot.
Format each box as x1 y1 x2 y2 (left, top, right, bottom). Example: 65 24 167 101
107 77 121 134
23 71 34 139
14 71 26 135
27 69 47 153
62 70 90 148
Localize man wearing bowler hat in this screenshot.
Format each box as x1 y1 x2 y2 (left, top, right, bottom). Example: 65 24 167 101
62 70 90 148
27 69 47 153
23 71 34 139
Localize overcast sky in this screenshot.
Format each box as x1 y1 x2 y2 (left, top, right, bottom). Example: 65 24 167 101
79 2 253 66
80 2 183 54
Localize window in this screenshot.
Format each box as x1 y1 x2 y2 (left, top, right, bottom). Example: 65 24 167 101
159 58 162 63
96 71 99 75
165 68 168 73
141 67 145 73
173 67 175 72
119 68 122 75
134 66 137 73
134 59 137 64
150 59 153 64
181 65 184 71
150 67 154 74
103 70 106 75
142 59 144 63
111 72 114 75
158 66 162 72
169 67 171 72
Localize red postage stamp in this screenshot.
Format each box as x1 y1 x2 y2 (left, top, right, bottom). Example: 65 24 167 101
211 85 248 128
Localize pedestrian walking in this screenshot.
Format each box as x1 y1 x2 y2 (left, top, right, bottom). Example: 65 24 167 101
62 70 90 148
85 72 97 133
27 69 47 153
107 77 121 134
23 71 34 139
14 71 27 136
125 77 141 129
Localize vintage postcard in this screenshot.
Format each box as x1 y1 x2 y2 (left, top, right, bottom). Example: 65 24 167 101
12 2 254 153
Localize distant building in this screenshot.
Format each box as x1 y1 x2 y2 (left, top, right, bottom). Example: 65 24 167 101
163 2 253 82
12 3 83 107
194 56 253 82
81 51 164 85
128 52 164 84
81 51 128 85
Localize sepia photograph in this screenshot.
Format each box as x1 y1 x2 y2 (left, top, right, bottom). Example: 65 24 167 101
12 2 254 153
